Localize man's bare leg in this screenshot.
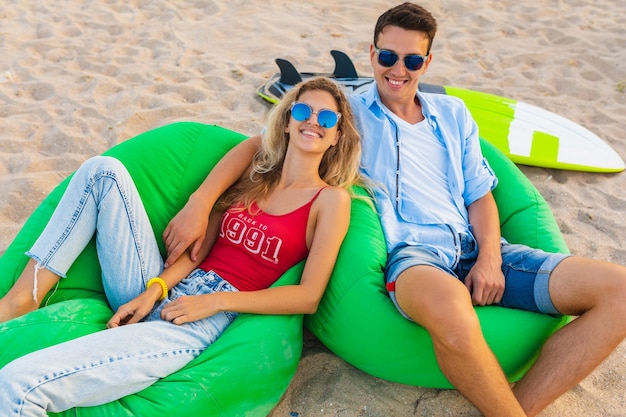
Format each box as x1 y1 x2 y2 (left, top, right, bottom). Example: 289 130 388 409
513 257 626 416
395 265 526 417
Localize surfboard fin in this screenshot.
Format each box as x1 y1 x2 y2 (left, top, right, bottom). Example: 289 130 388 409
330 50 359 79
275 58 302 86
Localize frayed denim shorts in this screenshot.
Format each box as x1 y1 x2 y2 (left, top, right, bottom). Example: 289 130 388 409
385 234 569 320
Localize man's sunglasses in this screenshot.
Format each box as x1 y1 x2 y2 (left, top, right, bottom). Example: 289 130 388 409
290 102 341 128
374 46 429 71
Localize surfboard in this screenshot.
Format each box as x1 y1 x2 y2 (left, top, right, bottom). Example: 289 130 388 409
257 50 624 173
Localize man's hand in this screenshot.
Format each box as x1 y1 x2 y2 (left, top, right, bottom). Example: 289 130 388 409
162 135 261 267
466 192 504 306
464 256 504 306
163 199 209 268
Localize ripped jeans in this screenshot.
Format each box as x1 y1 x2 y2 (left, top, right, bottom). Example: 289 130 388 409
0 156 238 416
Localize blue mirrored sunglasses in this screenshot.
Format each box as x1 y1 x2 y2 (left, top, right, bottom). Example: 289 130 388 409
374 46 428 71
290 102 341 128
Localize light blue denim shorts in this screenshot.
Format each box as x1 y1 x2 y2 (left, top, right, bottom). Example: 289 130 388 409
385 234 570 319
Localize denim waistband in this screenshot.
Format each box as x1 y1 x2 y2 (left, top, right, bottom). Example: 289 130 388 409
178 269 239 323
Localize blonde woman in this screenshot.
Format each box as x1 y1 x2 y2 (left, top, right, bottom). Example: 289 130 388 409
0 77 361 415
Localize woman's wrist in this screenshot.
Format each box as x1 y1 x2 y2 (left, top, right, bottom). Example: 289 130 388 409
144 284 163 303
146 277 168 301
213 291 228 313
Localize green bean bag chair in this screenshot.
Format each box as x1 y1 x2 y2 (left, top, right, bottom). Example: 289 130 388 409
305 138 571 388
0 123 304 416
0 121 570 417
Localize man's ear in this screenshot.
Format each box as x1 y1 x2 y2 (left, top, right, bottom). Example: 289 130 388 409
422 52 434 74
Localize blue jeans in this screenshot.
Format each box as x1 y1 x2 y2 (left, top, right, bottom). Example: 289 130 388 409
386 234 569 319
0 156 238 416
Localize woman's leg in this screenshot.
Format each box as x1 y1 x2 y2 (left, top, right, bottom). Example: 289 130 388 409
0 313 232 416
83 156 164 311
0 156 163 321
0 262 60 322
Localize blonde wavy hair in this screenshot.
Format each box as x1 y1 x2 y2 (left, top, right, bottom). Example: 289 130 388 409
218 76 362 211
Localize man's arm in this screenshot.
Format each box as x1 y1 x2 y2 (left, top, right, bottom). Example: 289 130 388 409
162 135 262 267
465 191 504 306
109 208 224 328
160 187 352 324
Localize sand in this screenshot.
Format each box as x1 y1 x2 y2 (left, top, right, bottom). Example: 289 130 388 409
1 0 624 415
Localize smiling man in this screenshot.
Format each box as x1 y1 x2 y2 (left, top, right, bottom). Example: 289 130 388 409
345 3 626 417
162 3 626 416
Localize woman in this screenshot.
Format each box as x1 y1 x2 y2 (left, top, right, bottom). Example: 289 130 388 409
0 76 361 415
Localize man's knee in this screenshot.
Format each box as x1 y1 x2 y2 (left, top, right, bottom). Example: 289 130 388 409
396 270 481 348
429 305 484 354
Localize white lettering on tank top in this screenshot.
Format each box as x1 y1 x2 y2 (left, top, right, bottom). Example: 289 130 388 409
220 211 282 264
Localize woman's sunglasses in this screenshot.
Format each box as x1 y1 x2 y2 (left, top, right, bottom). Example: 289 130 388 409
290 102 341 128
374 46 429 71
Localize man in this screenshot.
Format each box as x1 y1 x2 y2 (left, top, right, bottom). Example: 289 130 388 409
162 3 626 416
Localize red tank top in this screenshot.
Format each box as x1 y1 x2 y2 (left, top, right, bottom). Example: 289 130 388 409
198 188 326 291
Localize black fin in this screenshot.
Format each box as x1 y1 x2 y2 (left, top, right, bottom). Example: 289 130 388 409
275 58 302 86
418 83 446 94
330 50 359 79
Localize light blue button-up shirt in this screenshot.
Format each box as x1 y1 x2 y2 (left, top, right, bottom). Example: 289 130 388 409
349 83 497 267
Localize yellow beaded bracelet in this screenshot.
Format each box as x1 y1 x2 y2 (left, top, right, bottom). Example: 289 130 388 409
146 277 168 301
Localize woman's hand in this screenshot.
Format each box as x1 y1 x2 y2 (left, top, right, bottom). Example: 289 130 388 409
107 287 161 328
160 294 219 325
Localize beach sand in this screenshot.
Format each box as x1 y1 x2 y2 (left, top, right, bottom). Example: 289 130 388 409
1 1 624 415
